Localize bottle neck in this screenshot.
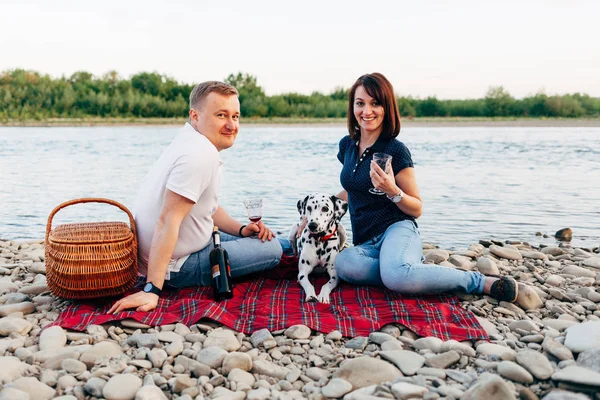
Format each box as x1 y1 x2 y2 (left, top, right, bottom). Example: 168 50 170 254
212 231 221 247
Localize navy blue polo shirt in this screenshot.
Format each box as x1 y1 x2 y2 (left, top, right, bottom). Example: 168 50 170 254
338 134 415 245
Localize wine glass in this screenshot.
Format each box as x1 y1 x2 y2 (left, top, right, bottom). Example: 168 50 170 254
243 198 263 224
369 153 392 195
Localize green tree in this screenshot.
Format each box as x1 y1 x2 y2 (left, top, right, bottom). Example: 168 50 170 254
484 86 513 117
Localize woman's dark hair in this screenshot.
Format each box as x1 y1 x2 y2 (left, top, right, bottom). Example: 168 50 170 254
347 73 401 141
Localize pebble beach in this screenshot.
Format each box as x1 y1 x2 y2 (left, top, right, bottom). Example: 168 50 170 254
1 237 599 400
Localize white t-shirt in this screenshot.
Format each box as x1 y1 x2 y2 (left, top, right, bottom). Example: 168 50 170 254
133 123 222 279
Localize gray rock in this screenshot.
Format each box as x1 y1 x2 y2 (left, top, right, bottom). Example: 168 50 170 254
497 361 534 384
516 350 554 380
203 328 241 351
543 337 574 361
379 350 425 375
196 346 227 368
126 334 159 349
147 349 168 368
0 388 30 400
490 245 523 261
542 390 592 400
462 372 516 400
0 302 35 317
222 352 252 374
227 368 256 387
562 265 596 278
326 330 343 341
251 360 291 379
79 341 123 367
84 378 107 397
551 365 600 387
333 356 402 389
0 356 28 384
0 316 32 336
517 283 544 310
368 332 395 345
476 257 499 275
577 348 600 373
134 385 167 400
413 337 443 353
390 382 429 399
449 254 473 270
583 257 600 268
246 388 270 400
424 350 460 369
476 343 517 360
6 377 56 400
284 324 311 339
564 321 600 353
424 249 449 264
250 328 274 347
39 326 67 351
103 374 142 400
321 378 353 398
62 358 87 374
345 336 368 350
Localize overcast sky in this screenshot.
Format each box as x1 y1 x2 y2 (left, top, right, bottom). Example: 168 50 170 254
1 0 599 99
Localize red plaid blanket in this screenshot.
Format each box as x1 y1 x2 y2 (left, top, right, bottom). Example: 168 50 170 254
52 259 488 340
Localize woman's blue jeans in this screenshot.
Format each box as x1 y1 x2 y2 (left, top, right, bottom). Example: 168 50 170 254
335 220 485 295
167 233 292 288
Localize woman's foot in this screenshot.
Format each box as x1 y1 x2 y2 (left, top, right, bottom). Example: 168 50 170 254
483 276 518 302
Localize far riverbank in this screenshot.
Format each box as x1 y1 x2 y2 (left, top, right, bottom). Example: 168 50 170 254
2 117 600 128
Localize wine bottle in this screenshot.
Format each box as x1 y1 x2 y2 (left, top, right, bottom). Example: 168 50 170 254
209 226 233 300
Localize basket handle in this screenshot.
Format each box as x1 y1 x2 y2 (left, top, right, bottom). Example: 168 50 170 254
46 198 137 243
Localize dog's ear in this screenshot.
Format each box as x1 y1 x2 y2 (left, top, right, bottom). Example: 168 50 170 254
330 195 348 221
297 195 309 217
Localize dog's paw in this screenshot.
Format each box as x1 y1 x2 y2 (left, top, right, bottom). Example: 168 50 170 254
317 293 331 304
305 295 318 302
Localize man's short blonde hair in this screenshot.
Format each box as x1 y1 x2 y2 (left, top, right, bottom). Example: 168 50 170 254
189 81 238 110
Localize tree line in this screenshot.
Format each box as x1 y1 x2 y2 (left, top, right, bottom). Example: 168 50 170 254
1 69 599 121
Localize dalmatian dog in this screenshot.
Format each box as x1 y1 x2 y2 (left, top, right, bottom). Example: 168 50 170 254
288 193 348 304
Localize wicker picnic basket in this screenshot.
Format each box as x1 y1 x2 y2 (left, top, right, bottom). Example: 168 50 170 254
45 198 138 300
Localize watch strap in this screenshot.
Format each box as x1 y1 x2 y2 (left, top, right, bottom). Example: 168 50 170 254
144 282 162 295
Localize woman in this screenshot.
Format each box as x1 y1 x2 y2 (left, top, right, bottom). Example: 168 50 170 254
333 72 518 301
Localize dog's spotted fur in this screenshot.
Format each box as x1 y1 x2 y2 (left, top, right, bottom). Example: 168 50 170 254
288 193 348 303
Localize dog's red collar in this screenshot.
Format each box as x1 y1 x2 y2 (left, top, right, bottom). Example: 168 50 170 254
310 229 337 242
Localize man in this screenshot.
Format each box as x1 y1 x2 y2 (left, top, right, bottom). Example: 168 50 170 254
109 81 286 314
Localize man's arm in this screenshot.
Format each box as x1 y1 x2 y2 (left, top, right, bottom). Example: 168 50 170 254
212 206 274 241
109 189 194 313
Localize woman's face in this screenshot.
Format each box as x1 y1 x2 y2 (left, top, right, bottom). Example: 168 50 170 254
353 85 385 136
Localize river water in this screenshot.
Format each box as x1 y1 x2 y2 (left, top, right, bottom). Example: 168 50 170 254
1 125 598 250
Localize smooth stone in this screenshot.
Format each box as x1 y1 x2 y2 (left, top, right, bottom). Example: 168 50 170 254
250 328 274 347
345 336 368 350
56 375 78 391
424 350 460 369
551 365 600 387
0 302 35 317
83 377 106 397
284 324 311 339
222 352 252 374
156 331 182 343
562 265 596 278
62 358 87 374
564 321 600 353
196 346 227 368
476 317 499 335
246 388 270 400
545 275 566 287
0 356 28 384
211 387 245 400
228 368 256 387
497 361 534 384
440 341 476 357
148 349 168 368
542 319 579 331
379 350 425 375
79 341 124 367
476 343 517 360
134 385 168 400
583 257 600 268
326 330 343 341
416 367 446 378
508 320 539 332
462 372 516 400
0 388 30 400
490 245 523 261
542 337 574 361
542 390 592 400
517 283 544 310
541 247 564 256
516 350 554 380
449 254 473 270
413 337 443 353
0 316 33 336
126 334 159 349
119 319 152 329
521 251 548 261
368 332 395 345
321 378 353 398
381 340 404 351
390 382 428 399
576 348 600 373
424 249 449 264
476 257 499 275
333 356 402 389
6 377 56 400
203 328 241 351
165 339 183 357
39 326 67 351
251 360 291 379
103 374 142 400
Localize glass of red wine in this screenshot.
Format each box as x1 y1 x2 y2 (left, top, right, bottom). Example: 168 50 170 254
243 198 263 224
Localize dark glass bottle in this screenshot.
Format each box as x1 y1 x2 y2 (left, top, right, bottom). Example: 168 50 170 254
209 226 233 300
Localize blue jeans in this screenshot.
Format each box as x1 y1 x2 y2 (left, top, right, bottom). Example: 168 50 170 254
168 233 292 288
335 220 485 295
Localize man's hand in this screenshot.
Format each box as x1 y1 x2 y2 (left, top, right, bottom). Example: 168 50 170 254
243 220 274 242
108 291 159 314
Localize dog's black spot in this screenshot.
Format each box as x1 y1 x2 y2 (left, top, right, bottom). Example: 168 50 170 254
326 255 331 262
301 259 305 264
305 260 311 266
301 238 305 243
299 275 305 280
326 248 331 253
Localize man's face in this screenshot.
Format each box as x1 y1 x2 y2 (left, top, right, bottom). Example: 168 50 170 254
189 92 240 151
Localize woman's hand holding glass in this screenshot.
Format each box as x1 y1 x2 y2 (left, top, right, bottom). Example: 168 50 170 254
370 158 399 197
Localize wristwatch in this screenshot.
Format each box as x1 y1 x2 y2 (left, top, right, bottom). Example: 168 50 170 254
387 189 404 203
143 282 162 296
